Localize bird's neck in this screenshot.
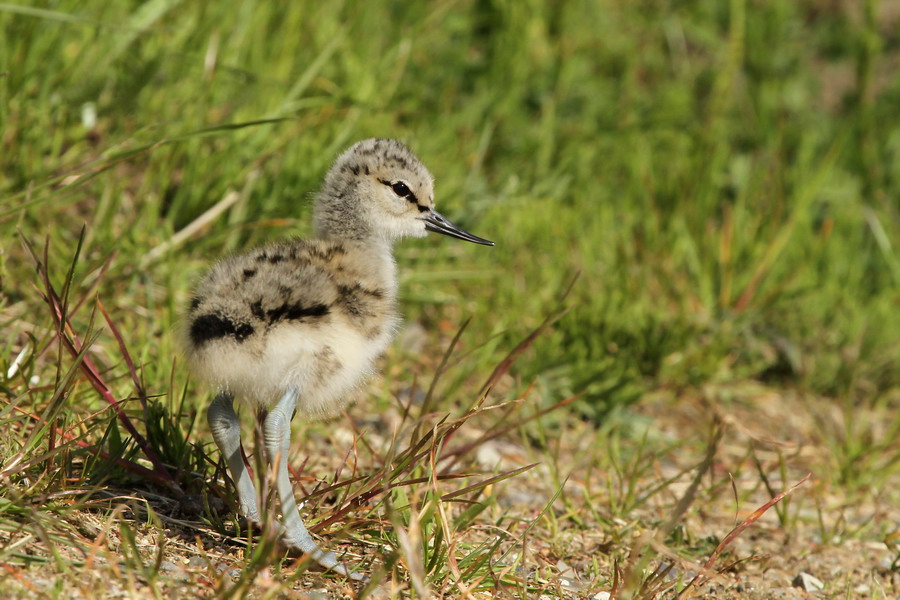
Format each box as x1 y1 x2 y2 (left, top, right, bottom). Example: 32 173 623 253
315 224 395 255
313 188 389 246
319 235 398 298
312 192 398 294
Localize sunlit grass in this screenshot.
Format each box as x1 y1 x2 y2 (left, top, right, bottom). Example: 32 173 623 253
2 0 899 597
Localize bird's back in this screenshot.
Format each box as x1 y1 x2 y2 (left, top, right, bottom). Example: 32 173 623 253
184 238 398 416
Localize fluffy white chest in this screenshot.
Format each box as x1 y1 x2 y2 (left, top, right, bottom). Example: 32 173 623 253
262 316 397 416
191 314 397 418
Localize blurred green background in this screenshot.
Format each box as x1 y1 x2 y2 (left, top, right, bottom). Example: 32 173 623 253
2 0 898 420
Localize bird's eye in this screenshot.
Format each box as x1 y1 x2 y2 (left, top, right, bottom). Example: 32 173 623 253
390 181 412 197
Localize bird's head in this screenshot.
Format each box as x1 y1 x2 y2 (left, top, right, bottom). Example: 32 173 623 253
314 139 494 246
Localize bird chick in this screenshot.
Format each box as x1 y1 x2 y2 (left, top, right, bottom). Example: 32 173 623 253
184 139 493 581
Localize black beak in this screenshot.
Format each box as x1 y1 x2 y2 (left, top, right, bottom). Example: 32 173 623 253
422 209 495 246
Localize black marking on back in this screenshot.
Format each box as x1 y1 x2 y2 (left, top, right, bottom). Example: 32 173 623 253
255 250 284 263
273 302 329 322
250 300 266 320
338 283 384 299
190 314 254 345
307 244 344 262
243 268 257 280
335 283 384 318
190 296 203 311
250 299 330 325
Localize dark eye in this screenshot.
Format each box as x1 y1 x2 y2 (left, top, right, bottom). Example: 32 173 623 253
390 181 412 197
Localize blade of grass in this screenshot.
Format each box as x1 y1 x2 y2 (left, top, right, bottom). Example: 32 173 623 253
678 472 812 597
20 233 182 492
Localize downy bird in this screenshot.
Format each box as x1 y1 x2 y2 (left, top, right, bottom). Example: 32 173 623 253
184 138 493 580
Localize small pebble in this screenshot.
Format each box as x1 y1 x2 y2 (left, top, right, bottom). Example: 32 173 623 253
476 441 503 469
187 556 206 568
159 561 179 573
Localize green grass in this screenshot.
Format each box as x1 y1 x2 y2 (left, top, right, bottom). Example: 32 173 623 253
2 0 899 598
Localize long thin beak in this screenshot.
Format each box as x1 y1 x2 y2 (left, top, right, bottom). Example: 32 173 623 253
422 209 495 246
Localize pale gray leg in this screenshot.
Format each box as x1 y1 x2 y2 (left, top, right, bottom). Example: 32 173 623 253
264 388 367 582
208 392 260 523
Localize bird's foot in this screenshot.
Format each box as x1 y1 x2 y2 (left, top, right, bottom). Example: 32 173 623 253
239 504 261 525
282 535 369 582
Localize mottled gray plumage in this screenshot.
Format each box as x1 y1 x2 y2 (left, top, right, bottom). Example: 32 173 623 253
183 139 493 581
